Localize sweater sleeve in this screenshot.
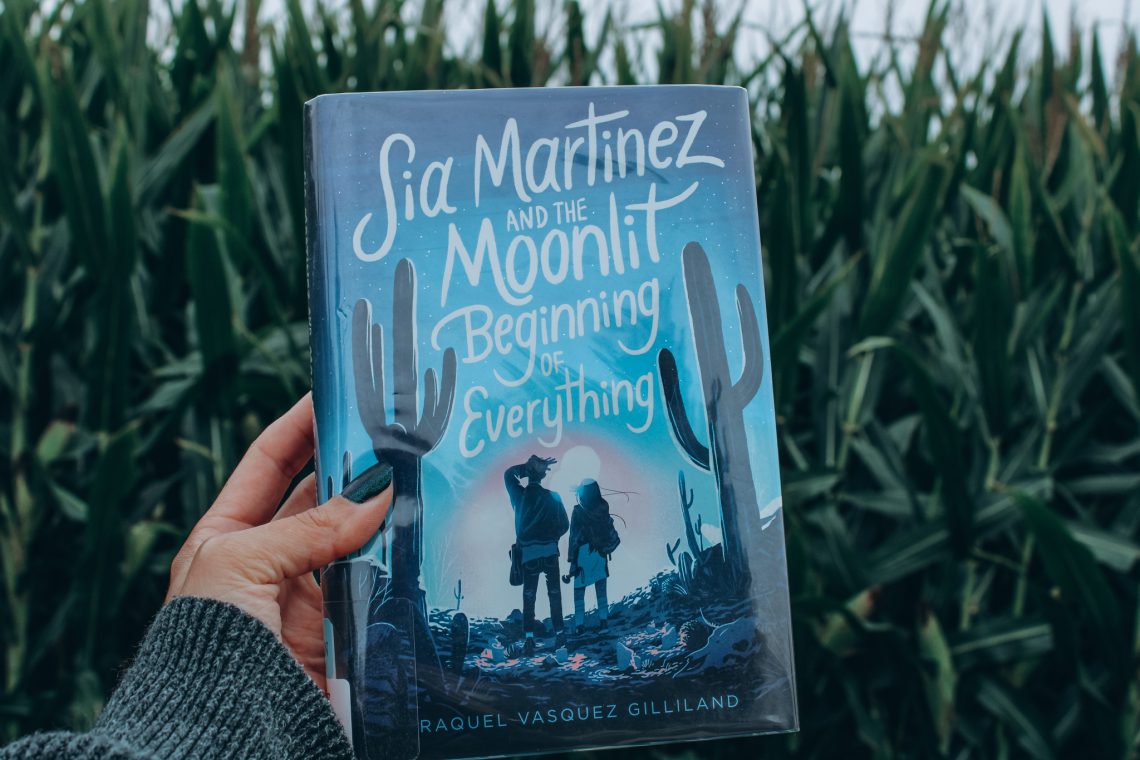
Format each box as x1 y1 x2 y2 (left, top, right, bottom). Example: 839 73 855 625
1 597 355 760
503 464 526 508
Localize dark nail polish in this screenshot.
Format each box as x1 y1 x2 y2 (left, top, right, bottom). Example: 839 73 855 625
341 460 393 504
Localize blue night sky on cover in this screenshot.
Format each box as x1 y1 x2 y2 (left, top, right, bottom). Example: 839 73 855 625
308 86 786 617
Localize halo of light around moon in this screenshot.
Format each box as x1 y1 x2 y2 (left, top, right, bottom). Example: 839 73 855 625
547 445 602 501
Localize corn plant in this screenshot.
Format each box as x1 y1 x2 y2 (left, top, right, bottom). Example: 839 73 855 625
0 1 1137 757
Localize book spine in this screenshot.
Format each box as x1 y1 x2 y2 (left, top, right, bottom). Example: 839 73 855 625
303 99 329 500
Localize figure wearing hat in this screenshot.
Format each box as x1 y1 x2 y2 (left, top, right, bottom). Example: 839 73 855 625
504 455 569 655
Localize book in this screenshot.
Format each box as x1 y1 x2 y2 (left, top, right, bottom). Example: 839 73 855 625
305 85 798 760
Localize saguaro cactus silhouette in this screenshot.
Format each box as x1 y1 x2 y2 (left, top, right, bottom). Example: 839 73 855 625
658 242 765 591
678 470 700 557
352 257 458 609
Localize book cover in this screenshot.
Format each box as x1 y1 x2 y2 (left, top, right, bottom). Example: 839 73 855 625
305 85 797 759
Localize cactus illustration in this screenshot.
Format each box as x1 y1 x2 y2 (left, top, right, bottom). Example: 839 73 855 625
324 560 417 759
678 552 695 591
351 258 457 687
352 257 457 606
326 450 353 500
671 469 717 596
678 470 700 557
666 538 681 566
449 611 469 675
658 242 766 591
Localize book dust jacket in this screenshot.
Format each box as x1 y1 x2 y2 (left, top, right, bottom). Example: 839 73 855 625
305 86 798 759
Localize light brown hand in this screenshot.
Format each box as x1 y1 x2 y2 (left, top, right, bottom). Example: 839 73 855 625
166 394 390 691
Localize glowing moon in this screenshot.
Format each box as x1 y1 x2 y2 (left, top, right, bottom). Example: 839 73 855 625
547 445 602 502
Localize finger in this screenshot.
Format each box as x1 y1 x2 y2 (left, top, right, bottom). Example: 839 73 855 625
170 397 316 596
274 472 318 522
224 463 393 583
201 394 316 532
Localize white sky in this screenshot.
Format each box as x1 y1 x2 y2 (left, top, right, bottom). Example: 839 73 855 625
246 0 1139 87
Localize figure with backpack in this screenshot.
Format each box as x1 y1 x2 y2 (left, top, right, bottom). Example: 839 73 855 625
563 479 620 636
504 455 569 655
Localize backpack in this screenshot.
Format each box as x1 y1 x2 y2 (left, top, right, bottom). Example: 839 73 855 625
594 516 620 556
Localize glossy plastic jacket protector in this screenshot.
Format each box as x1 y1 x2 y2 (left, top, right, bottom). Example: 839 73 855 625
305 86 798 759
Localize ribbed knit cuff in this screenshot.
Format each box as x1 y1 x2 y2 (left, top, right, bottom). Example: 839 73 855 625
91 597 354 760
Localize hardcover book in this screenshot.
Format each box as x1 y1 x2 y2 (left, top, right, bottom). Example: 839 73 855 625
305 85 797 759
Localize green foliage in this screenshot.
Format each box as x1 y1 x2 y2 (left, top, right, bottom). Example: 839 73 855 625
0 1 1138 757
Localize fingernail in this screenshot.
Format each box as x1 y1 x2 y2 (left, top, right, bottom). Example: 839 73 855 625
341 460 393 504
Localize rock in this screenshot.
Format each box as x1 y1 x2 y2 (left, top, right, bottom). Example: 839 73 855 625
554 646 569 664
661 625 679 649
615 641 639 671
539 654 559 669
505 609 523 626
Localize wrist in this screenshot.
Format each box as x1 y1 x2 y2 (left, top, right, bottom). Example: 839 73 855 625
93 597 352 760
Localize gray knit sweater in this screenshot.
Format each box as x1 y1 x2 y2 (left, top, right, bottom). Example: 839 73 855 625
1 597 354 759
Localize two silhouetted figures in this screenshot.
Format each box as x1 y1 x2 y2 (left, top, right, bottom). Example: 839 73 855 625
505 455 620 655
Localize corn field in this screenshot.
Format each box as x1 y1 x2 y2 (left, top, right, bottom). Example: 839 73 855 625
0 0 1138 757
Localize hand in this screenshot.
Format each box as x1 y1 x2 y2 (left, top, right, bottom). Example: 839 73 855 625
525 454 557 478
166 394 392 691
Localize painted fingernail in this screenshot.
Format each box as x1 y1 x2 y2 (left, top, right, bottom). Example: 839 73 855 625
341 460 394 504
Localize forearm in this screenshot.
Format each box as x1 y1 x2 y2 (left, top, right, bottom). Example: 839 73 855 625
504 464 527 499
2 598 352 760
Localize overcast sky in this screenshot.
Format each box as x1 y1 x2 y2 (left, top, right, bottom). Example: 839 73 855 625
248 0 1137 86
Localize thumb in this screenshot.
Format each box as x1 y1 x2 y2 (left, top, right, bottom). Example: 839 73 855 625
232 461 393 583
